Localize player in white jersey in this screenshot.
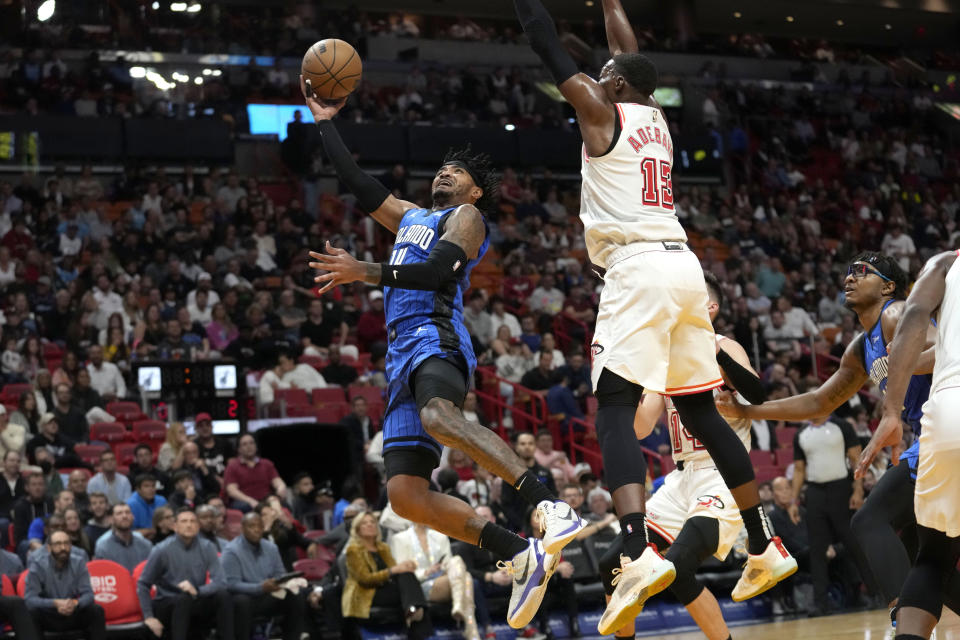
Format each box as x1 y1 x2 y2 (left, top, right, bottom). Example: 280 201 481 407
512 0 794 631
860 250 960 640
598 273 776 640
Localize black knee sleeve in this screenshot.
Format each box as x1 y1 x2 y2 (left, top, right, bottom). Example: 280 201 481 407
671 391 755 488
898 527 960 619
595 369 647 491
664 517 719 605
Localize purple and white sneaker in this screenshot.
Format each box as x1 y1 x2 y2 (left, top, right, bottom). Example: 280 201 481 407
500 538 559 629
537 499 585 555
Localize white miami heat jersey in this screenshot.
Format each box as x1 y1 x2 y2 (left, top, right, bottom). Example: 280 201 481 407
932 250 960 395
580 102 687 269
662 336 752 465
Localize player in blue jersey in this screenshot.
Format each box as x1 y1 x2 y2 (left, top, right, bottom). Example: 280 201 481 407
717 252 960 619
299 78 584 630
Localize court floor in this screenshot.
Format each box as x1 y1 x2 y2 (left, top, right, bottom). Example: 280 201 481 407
658 609 960 640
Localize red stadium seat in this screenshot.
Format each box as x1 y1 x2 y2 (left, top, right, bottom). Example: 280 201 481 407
106 401 143 416
0 573 12 596
293 558 331 581
755 465 782 483
0 383 32 403
776 427 799 447
132 420 166 442
348 386 383 405
299 355 329 371
312 387 346 405
87 559 145 628
132 560 157 599
42 342 63 359
16 570 26 597
90 422 129 444
775 446 795 467
275 388 310 408
114 442 138 466
749 450 774 467
75 443 109 467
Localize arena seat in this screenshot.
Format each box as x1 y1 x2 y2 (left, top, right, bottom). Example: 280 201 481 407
749 450 774 467
132 420 167 446
0 384 31 403
1 574 12 596
114 442 138 466
75 443 109 467
293 558 331 581
90 422 129 444
347 386 383 405
87 559 146 630
312 387 346 405
275 388 310 408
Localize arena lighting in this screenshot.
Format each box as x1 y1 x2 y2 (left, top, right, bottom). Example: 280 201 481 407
145 70 176 90
37 0 55 21
129 66 147 78
885 23 892 29
585 0 594 5
171 71 190 82
187 3 202 12
170 2 187 11
785 15 794 22
504 123 516 131
151 1 158 8
194 77 203 84
836 19 845 26
733 11 742 18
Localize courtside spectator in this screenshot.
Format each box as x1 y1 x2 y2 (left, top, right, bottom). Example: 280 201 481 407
66 470 90 520
94 502 152 572
193 413 233 479
13 473 52 553
321 344 359 386
0 451 25 536
25 530 105 640
51 384 89 442
128 443 170 497
138 508 234 640
499 432 556 530
223 434 286 512
180 441 221 498
87 450 132 506
224 512 308 640
157 421 188 472
196 505 229 552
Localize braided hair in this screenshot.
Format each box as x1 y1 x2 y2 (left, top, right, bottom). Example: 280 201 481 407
441 146 499 214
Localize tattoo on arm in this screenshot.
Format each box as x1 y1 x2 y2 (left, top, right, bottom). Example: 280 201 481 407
440 205 486 259
363 263 382 285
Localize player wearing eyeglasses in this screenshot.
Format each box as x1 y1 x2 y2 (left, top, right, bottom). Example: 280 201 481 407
716 251 959 621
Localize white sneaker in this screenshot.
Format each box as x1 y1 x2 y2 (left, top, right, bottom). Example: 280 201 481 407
597 545 676 636
499 538 559 629
537 500 585 555
731 536 798 602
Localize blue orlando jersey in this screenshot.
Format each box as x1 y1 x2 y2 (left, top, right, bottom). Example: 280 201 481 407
381 205 489 462
862 299 932 472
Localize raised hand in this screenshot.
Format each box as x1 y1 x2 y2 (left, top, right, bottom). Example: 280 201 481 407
300 75 347 122
855 412 904 479
309 241 372 295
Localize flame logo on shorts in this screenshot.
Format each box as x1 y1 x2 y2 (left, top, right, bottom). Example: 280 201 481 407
696 495 725 509
591 342 604 359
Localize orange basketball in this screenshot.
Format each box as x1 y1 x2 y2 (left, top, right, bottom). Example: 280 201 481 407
301 39 362 101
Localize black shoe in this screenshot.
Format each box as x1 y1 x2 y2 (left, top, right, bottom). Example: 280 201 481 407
569 616 581 638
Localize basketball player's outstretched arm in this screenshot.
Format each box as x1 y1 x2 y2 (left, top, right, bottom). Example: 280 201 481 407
512 0 617 157
300 76 417 234
601 0 639 56
856 250 958 477
716 339 868 422
308 205 486 294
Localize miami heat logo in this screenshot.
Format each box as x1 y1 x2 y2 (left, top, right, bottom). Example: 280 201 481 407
696 495 725 509
590 342 605 359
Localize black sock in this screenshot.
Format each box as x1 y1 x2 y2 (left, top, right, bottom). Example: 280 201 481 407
513 469 556 507
479 522 529 559
620 513 648 559
614 634 636 639
740 505 772 555
895 635 927 640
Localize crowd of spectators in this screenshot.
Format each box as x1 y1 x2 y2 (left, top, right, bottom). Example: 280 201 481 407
0 3 959 633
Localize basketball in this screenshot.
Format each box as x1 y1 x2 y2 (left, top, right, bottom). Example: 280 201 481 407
301 39 362 101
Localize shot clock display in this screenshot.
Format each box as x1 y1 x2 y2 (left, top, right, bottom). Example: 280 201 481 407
132 361 252 434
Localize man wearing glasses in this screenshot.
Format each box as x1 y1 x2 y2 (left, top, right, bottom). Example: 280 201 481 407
718 251 948 619
24 530 105 639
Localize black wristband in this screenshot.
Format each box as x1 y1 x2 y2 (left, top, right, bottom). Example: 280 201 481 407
716 348 767 405
379 240 468 292
316 119 391 213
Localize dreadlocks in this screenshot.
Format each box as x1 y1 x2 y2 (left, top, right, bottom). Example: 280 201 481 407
440 146 499 214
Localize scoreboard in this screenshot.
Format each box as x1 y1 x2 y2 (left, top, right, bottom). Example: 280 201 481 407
132 361 253 434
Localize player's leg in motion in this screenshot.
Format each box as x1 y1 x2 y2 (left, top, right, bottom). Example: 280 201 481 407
386 357 582 630
849 462 914 607
670 392 794 599
894 526 960 640
594 369 676 634
599 519 730 640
